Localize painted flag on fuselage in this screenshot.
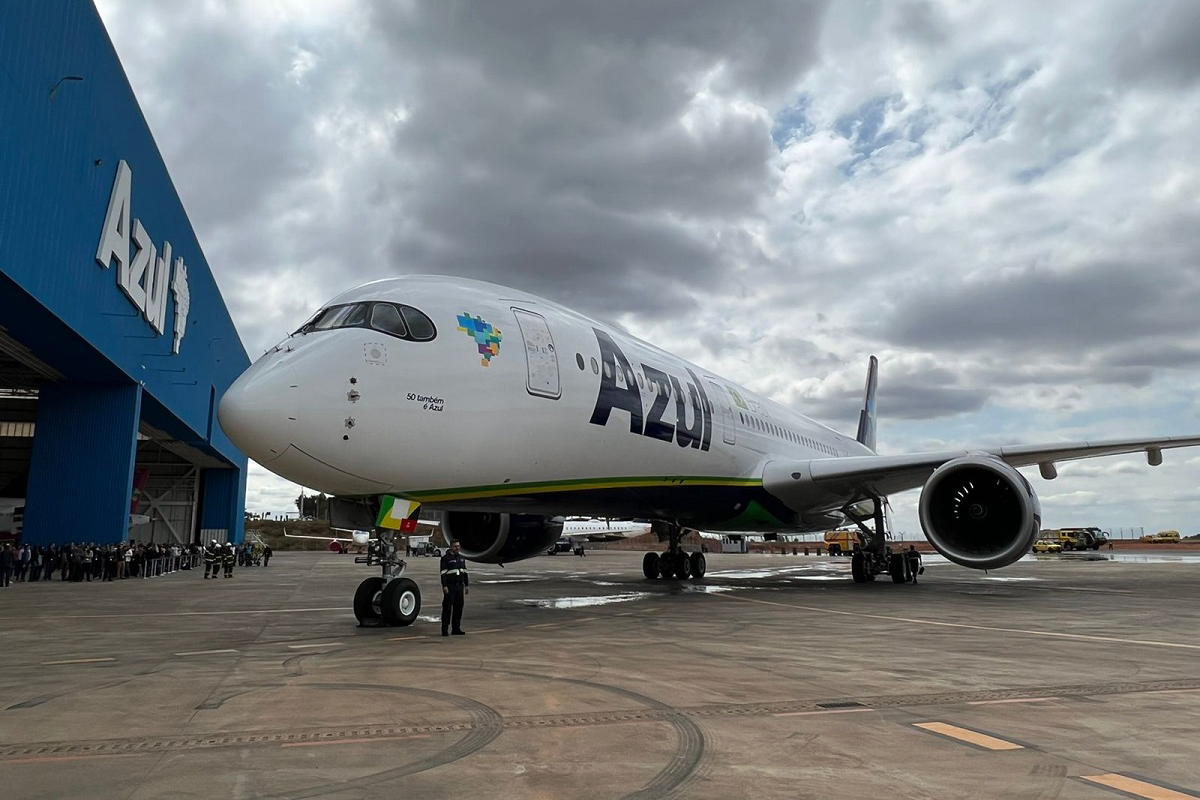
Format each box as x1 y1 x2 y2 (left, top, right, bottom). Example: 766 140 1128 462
377 496 420 531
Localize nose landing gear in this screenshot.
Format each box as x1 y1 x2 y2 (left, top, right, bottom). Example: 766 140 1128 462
353 531 423 626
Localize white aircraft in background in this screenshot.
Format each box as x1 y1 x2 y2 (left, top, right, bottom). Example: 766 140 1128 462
218 275 1200 627
547 517 653 554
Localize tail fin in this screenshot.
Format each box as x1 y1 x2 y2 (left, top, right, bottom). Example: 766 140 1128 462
855 355 878 453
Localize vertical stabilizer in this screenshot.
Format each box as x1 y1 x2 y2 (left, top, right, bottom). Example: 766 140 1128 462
855 356 878 452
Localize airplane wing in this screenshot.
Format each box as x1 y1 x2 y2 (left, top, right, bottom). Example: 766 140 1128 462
764 435 1200 505
284 530 353 542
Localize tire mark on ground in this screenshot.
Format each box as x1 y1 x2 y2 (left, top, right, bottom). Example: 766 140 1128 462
276 682 503 799
403 660 709 800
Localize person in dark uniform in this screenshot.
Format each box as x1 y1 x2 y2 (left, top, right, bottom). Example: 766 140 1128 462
222 543 235 578
204 541 218 579
439 540 469 636
262 544 272 567
906 545 922 584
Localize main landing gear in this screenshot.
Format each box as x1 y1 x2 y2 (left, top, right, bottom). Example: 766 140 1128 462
842 494 914 586
642 522 706 581
352 531 422 626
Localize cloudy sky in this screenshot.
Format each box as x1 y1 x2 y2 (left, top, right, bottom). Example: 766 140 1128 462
96 0 1200 537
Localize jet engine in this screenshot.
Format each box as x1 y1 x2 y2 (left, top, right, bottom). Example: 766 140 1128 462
442 512 564 564
918 455 1041 570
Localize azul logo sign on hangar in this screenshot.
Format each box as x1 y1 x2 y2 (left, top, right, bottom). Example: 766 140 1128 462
94 160 190 355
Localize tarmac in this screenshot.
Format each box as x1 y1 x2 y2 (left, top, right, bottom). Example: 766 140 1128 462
1 549 1198 799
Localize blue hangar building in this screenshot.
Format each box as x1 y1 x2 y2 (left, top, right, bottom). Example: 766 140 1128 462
0 2 251 547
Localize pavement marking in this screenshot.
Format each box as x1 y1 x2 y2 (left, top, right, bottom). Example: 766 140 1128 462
0 607 349 621
528 622 561 628
40 658 116 666
472 628 506 634
281 734 432 748
913 722 1024 751
174 649 239 656
711 592 1200 651
388 635 426 641
1078 773 1198 799
775 707 874 717
2 753 147 765
286 642 344 649
967 697 1057 706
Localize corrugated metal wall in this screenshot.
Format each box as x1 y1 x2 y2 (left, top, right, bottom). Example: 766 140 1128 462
23 381 142 545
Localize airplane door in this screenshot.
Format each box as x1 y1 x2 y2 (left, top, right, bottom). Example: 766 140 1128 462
512 308 561 399
707 380 736 445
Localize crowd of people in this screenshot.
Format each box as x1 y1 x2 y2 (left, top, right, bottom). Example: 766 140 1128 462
0 540 268 587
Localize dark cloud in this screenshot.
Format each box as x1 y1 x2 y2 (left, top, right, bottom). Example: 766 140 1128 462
880 263 1200 360
1116 2 1200 88
366 0 827 315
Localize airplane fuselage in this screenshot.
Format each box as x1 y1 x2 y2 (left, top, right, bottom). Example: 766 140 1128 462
220 276 873 532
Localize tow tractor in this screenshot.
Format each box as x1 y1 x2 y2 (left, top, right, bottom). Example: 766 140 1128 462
352 530 422 627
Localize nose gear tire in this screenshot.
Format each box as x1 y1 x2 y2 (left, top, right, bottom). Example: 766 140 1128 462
354 576 386 624
381 577 421 626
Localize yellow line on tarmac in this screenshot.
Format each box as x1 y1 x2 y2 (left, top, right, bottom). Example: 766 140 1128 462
913 722 1024 751
709 592 1200 651
41 658 116 666
1079 773 1198 799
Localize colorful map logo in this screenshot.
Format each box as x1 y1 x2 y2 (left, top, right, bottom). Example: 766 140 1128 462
456 313 502 366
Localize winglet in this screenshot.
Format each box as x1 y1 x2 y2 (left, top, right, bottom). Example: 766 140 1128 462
855 356 878 453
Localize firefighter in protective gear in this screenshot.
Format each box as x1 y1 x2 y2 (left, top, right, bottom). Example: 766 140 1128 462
223 543 235 578
439 540 469 636
204 541 219 579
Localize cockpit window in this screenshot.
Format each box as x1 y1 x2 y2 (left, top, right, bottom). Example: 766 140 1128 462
295 301 437 342
370 303 408 337
401 306 436 340
305 303 368 332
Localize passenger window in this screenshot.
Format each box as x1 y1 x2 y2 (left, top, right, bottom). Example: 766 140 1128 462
401 306 437 340
371 303 408 337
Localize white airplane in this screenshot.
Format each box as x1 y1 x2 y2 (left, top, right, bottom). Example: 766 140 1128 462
218 275 1200 627
547 517 653 554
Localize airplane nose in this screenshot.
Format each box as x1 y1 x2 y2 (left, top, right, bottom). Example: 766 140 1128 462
218 358 300 462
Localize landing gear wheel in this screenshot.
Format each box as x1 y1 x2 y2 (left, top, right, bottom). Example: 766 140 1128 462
658 554 676 580
889 553 906 583
673 551 690 579
851 551 868 584
380 577 421 626
689 551 706 578
643 552 660 579
353 576 386 624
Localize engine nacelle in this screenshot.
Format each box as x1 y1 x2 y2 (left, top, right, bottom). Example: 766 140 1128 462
442 511 564 564
918 455 1041 570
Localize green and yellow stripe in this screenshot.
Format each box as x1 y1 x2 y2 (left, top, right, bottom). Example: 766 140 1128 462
396 475 762 504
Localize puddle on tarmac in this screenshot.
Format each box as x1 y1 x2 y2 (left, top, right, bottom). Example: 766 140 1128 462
519 593 654 609
979 576 1042 582
786 575 846 582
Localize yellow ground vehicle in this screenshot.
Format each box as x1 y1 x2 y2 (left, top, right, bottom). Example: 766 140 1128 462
1046 527 1108 551
1141 530 1181 543
823 529 862 556
1032 539 1063 553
